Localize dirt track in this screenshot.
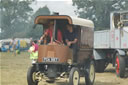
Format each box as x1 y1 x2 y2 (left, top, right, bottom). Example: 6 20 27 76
94 65 128 85
38 65 128 85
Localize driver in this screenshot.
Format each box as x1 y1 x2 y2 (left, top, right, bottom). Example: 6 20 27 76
64 24 78 62
39 21 63 44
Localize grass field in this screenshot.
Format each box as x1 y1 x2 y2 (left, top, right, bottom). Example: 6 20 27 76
0 52 31 85
1 52 128 85
0 52 85 85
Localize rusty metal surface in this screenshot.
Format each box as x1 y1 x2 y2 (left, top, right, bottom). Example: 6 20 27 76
81 27 94 48
77 49 93 63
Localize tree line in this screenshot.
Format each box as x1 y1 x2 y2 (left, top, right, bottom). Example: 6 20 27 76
1 0 128 39
72 0 128 30
0 0 50 39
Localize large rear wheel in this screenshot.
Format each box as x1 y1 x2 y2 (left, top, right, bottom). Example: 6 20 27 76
85 60 95 85
69 67 80 85
115 53 125 78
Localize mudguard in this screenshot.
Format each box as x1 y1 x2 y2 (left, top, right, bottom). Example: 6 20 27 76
116 49 125 56
93 49 106 60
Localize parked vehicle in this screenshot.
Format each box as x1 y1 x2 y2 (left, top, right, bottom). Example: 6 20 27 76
94 11 128 78
27 14 95 85
0 39 12 52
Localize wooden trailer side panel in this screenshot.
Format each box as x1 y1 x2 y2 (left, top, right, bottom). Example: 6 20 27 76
94 30 110 49
121 29 128 49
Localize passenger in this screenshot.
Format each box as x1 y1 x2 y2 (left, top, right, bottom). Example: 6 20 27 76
39 21 63 44
28 40 38 64
64 24 78 62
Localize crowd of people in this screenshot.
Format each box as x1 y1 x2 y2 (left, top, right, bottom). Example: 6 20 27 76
0 38 30 55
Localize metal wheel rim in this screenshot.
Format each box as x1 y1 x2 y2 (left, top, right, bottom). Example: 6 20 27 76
32 72 37 82
89 64 95 82
116 56 120 74
73 71 79 85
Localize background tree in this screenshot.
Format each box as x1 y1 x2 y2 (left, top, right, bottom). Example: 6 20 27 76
0 0 34 39
28 5 51 39
33 5 51 18
72 0 128 30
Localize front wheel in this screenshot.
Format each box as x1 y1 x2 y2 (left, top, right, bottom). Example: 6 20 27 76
115 53 125 78
85 60 95 85
69 67 80 85
27 66 39 85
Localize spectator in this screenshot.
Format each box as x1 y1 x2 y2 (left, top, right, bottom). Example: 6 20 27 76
10 37 17 55
28 40 38 64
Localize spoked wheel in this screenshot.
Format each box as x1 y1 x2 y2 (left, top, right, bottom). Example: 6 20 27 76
115 53 125 78
69 67 80 85
85 60 95 85
27 66 41 85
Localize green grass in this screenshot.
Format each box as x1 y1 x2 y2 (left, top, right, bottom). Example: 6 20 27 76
0 52 31 85
0 52 85 85
0 52 71 85
3 52 127 85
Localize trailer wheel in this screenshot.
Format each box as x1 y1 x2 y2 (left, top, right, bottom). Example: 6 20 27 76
85 60 95 85
95 59 107 72
27 66 39 85
115 53 125 78
69 67 80 85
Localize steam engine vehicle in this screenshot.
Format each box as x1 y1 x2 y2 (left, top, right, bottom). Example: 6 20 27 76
27 14 95 85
